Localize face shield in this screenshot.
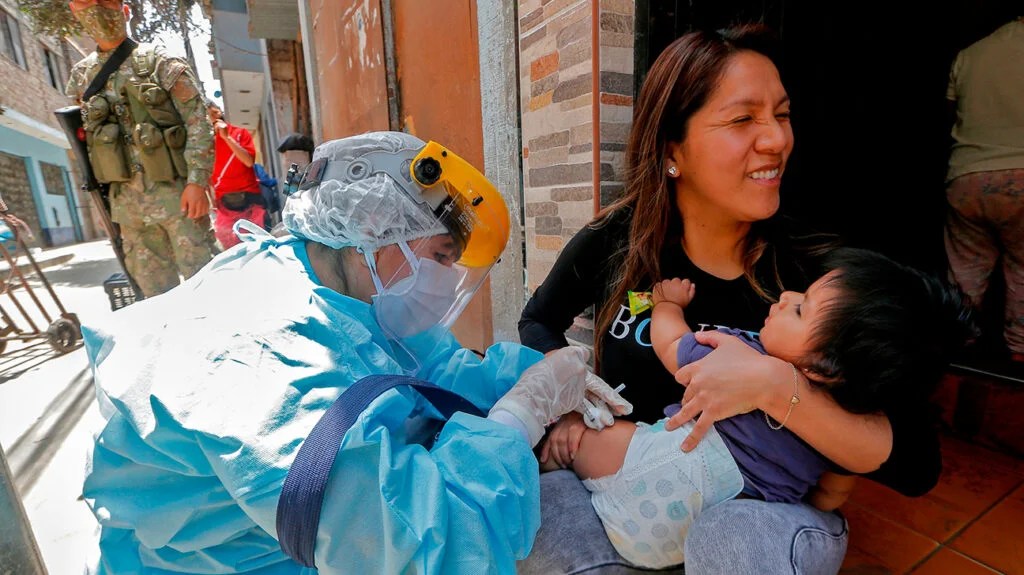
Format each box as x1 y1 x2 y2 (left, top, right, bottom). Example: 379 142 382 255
369 141 509 335
284 134 509 340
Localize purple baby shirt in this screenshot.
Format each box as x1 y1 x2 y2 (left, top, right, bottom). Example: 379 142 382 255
669 328 833 503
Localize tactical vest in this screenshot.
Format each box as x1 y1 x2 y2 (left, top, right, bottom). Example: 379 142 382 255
81 45 189 185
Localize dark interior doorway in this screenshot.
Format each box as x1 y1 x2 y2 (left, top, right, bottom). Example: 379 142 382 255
635 0 1020 359
635 0 1018 275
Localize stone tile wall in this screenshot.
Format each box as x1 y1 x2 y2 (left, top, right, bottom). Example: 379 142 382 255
596 0 633 208
518 0 633 343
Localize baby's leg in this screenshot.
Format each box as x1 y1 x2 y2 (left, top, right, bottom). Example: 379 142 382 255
537 421 637 476
573 422 637 479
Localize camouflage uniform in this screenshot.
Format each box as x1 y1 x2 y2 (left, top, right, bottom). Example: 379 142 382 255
66 43 215 297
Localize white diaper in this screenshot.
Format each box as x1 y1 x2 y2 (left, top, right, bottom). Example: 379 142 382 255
582 419 744 569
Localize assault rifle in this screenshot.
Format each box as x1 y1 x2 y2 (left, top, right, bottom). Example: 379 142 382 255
54 106 144 300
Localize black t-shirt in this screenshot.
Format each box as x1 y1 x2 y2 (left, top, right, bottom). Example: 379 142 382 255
518 209 942 496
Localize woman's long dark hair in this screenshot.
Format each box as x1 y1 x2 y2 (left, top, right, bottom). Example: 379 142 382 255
592 24 798 365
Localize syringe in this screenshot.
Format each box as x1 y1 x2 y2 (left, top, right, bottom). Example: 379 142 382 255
582 383 627 429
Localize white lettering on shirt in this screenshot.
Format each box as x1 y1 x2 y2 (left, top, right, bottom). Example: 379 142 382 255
609 305 636 339
611 311 756 350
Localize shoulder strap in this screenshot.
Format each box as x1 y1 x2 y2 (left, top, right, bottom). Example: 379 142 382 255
275 374 484 568
83 38 138 102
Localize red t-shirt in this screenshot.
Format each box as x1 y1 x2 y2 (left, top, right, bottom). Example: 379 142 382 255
211 123 260 197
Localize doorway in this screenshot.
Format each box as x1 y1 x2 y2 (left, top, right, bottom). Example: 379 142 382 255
635 0 1018 276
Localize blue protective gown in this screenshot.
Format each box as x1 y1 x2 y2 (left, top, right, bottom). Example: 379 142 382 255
82 234 543 574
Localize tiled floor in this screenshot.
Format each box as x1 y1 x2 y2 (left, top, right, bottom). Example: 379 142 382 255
839 433 1024 574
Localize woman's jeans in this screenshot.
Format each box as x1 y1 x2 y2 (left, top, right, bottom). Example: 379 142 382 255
518 470 849 575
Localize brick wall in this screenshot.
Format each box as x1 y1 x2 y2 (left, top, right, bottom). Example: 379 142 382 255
0 0 75 131
0 0 103 242
518 0 634 344
0 152 44 244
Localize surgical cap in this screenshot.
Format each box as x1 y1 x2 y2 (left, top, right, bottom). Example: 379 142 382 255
282 132 448 251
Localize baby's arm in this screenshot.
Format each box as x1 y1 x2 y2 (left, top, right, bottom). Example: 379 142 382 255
808 471 857 511
651 279 696 374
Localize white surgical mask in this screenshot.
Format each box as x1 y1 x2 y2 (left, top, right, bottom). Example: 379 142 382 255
366 242 463 338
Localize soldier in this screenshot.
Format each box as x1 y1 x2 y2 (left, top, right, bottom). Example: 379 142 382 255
65 0 215 297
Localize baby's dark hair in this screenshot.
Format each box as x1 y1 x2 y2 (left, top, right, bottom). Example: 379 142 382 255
803 248 973 414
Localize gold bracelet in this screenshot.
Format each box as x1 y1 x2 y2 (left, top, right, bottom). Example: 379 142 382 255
765 364 801 431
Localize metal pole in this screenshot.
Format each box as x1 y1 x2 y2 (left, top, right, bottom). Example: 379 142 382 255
379 0 402 133
18 232 68 317
0 443 48 574
476 0 526 343
0 242 42 334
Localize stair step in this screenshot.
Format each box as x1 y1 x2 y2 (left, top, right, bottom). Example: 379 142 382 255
934 365 1024 459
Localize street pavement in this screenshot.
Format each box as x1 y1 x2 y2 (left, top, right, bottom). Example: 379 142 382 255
1 239 123 574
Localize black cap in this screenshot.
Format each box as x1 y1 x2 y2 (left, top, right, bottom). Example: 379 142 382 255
277 133 315 154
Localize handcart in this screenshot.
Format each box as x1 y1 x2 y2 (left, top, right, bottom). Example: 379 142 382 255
0 224 81 356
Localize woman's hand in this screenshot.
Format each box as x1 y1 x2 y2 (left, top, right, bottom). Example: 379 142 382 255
539 412 587 468
665 330 791 451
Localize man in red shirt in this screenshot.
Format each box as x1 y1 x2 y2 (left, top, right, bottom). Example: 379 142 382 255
207 102 267 249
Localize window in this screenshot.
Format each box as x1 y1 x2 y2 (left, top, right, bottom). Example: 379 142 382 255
0 10 26 68
40 162 69 197
42 46 64 89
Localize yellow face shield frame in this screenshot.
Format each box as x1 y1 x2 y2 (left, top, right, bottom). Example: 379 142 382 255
410 141 510 268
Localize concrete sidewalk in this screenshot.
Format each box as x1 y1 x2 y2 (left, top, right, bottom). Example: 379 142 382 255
0 239 122 574
0 249 75 276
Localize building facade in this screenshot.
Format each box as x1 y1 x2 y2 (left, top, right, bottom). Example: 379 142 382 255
0 0 100 246
203 0 310 202
206 0 638 352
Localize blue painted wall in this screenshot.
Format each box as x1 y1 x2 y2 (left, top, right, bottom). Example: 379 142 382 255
211 0 246 13
211 2 263 74
0 125 82 246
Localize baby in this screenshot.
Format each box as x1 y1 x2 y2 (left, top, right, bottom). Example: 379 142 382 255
540 247 970 568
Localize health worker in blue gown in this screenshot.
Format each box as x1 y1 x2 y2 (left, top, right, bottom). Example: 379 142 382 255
81 131 630 574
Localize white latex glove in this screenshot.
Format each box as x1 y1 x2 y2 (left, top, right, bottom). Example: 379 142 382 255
577 371 633 431
488 346 591 446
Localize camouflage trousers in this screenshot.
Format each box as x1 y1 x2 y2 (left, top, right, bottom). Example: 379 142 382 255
945 169 1024 354
113 174 215 298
